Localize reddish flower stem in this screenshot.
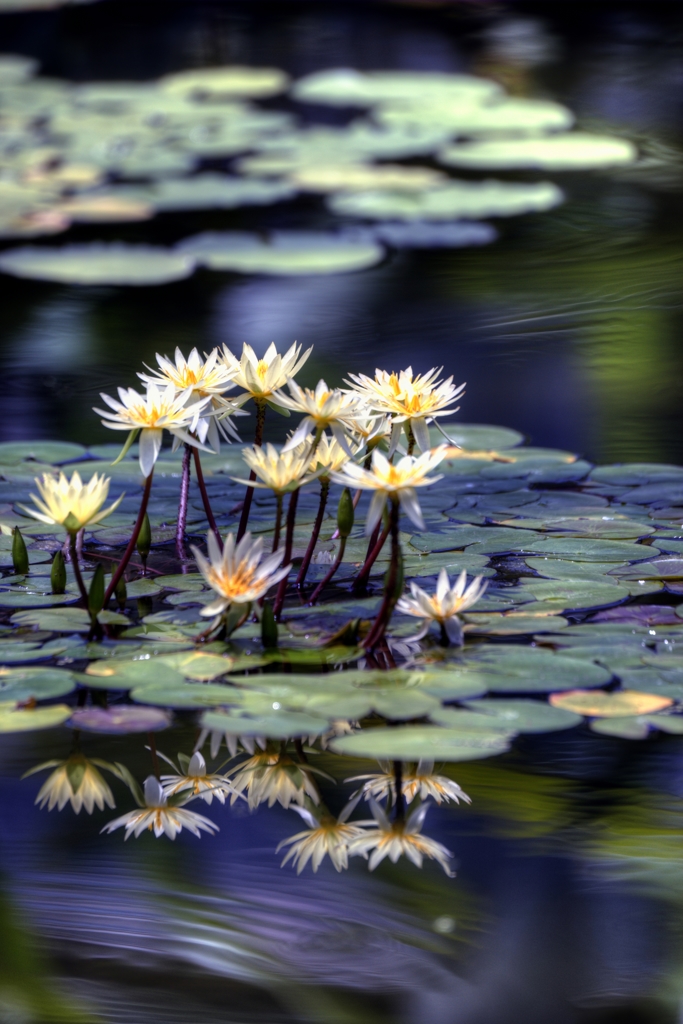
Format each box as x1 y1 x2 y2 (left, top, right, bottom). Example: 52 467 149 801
236 398 266 541
103 471 154 608
352 519 390 595
175 444 192 557
273 487 299 620
192 448 221 546
296 478 329 590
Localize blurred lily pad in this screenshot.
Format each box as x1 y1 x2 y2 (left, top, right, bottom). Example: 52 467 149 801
459 698 583 732
177 230 384 275
439 133 637 171
291 69 502 107
160 67 289 98
549 690 672 717
201 707 329 738
0 666 75 701
0 703 71 732
0 243 196 285
330 725 511 761
68 705 172 733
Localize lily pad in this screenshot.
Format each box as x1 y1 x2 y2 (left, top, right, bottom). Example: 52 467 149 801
151 175 295 212
0 703 71 732
200 707 328 738
291 69 502 107
177 231 384 275
549 690 673 717
160 67 289 98
0 666 75 701
0 243 196 286
130 681 241 709
378 96 575 135
439 133 637 171
459 698 582 732
330 725 511 761
11 607 130 631
68 705 172 733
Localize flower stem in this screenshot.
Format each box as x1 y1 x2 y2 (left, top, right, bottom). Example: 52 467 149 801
103 470 154 608
296 478 329 590
406 423 416 456
175 444 192 557
192 448 221 545
237 398 266 541
272 493 283 553
68 531 89 606
308 536 346 605
352 519 391 595
362 499 400 649
393 760 405 823
273 486 299 620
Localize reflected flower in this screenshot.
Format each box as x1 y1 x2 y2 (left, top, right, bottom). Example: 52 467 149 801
330 447 446 534
102 776 218 840
191 530 290 620
227 750 320 809
195 728 266 760
278 800 369 873
345 366 465 453
95 382 214 477
348 759 471 806
25 754 117 814
159 750 238 805
396 568 488 644
276 379 366 455
349 799 454 875
222 341 312 402
232 442 319 495
20 470 122 534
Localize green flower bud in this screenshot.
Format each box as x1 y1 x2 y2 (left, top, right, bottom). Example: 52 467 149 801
113 566 127 608
261 600 278 650
136 513 151 564
336 487 354 539
384 543 404 603
11 527 29 575
88 563 105 618
50 550 66 594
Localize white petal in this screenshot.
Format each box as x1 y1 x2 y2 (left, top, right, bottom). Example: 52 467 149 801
411 417 431 453
139 429 162 478
398 489 425 531
365 490 387 536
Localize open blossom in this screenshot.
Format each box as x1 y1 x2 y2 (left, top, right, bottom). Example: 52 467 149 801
277 801 369 874
159 751 238 805
138 346 246 452
349 799 454 875
330 446 446 534
25 754 117 814
309 433 354 477
195 728 266 761
95 382 214 477
226 750 320 810
348 760 471 806
20 470 122 534
222 341 312 401
101 776 218 840
345 367 465 453
191 530 290 619
231 442 319 495
275 379 366 455
396 568 488 644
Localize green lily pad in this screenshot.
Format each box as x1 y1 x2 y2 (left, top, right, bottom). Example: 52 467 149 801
176 231 384 275
0 666 75 701
160 66 289 98
0 441 86 465
0 243 196 286
11 607 130 632
68 705 172 733
460 647 612 693
0 591 77 608
458 698 583 732
151 175 295 212
291 69 502 107
330 725 511 761
439 133 636 171
130 680 241 709
525 537 657 562
201 707 329 738
464 612 569 634
0 703 71 732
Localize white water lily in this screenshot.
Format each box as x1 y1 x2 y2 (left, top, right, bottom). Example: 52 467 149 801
222 341 312 402
275 379 366 455
348 760 471 806
226 750 320 810
349 799 454 875
277 799 369 873
20 470 122 534
159 751 238 805
232 442 319 495
95 382 214 476
101 776 218 840
26 755 117 814
345 366 465 453
191 530 290 619
396 568 488 644
330 446 446 534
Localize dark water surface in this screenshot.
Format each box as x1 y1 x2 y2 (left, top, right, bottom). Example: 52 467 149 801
1 4 683 1023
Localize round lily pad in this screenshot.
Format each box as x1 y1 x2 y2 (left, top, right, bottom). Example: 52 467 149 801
378 96 574 135
0 703 71 732
201 707 328 738
0 441 86 465
68 705 172 733
330 725 511 761
549 690 672 717
291 69 502 107
160 67 289 98
84 659 186 690
459 698 583 733
462 647 612 693
130 681 241 709
439 133 637 171
0 666 75 701
0 244 197 286
177 230 384 275
152 175 295 212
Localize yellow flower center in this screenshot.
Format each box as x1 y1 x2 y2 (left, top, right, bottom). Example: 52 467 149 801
256 359 269 381
208 561 258 599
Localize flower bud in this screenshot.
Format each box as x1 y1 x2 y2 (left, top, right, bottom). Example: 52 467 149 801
12 527 29 575
136 513 151 564
336 487 354 539
113 565 127 608
88 563 105 617
50 550 66 594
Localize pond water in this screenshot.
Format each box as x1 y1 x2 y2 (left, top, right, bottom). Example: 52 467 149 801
1 3 683 1024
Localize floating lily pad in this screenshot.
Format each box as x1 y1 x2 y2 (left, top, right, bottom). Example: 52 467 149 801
291 69 502 107
368 221 497 249
464 612 569 634
68 705 172 733
330 725 511 761
160 66 289 98
0 666 75 701
201 707 328 738
439 133 637 171
0 591 77 608
151 175 295 212
0 441 86 464
130 681 241 709
549 690 672 717
461 647 612 693
0 703 71 732
377 96 575 135
84 659 187 690
525 537 656 562
11 607 130 632
0 243 196 285
459 698 583 732
177 231 384 275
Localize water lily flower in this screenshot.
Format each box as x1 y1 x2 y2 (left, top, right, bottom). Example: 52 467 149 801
349 799 454 875
195 728 266 761
101 776 218 840
94 382 214 477
138 347 246 452
19 470 122 534
330 446 446 534
190 530 290 621
275 379 366 455
348 760 471 806
277 800 369 873
159 750 238 805
232 442 319 495
309 433 354 477
226 749 320 810
25 754 117 814
222 341 312 403
345 367 465 453
396 568 488 644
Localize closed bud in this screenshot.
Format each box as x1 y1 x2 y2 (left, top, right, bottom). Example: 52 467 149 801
11 527 29 575
113 565 127 608
50 550 66 594
384 544 404 603
336 487 354 539
88 563 105 617
261 600 278 650
136 513 151 564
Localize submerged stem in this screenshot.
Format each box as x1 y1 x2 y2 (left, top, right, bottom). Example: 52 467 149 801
237 398 267 541
192 448 221 545
103 470 154 608
175 444 192 557
68 531 89 606
352 519 391 595
362 499 400 649
308 535 346 605
296 478 329 590
393 761 405 823
273 486 299 620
